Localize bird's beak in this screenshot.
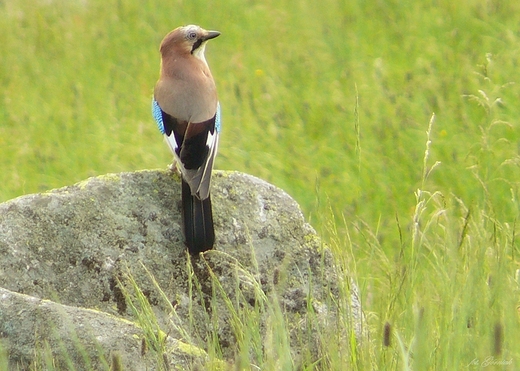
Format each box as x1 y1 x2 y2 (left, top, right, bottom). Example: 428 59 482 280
204 30 221 41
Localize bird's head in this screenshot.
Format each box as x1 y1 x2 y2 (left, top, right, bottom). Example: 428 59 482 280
160 25 220 62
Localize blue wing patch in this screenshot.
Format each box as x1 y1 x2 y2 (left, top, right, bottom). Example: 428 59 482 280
151 97 165 134
215 102 222 133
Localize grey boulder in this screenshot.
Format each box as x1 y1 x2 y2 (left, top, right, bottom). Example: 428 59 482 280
0 170 362 369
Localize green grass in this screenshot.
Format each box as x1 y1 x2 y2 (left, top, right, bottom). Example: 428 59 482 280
1 0 520 369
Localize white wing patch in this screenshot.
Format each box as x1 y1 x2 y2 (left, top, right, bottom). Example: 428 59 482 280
164 133 180 162
166 103 221 200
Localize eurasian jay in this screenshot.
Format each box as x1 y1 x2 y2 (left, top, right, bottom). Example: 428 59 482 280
151 25 221 255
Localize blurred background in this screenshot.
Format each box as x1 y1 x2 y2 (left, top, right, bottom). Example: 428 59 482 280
1 0 519 237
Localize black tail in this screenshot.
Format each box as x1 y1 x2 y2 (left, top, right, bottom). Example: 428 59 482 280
181 179 215 255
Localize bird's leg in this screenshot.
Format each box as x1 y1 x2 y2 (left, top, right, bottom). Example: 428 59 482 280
168 160 181 175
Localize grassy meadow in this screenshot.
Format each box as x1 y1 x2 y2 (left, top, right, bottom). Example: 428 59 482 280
1 0 520 369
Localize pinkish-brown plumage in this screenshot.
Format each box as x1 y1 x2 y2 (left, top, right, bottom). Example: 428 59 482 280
154 25 219 124
152 25 221 255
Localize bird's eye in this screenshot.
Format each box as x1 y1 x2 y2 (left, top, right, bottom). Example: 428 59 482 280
187 31 197 40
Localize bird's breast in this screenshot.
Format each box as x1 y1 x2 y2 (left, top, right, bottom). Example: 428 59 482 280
155 70 217 124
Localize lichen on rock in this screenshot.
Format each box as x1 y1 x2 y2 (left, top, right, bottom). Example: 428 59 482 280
0 170 362 369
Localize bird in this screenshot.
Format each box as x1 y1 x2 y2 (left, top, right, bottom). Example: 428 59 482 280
151 25 221 255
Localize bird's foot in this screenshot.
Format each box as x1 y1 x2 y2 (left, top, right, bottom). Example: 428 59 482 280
167 162 181 175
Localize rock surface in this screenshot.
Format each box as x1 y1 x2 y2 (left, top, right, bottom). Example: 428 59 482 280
0 287 202 370
0 170 361 369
